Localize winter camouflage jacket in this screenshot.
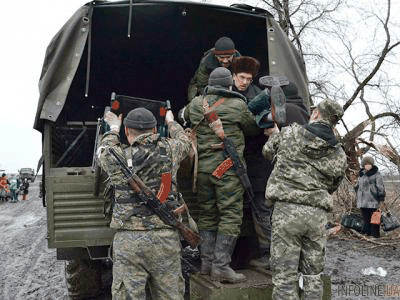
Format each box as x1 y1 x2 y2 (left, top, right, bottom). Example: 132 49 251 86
355 166 385 209
263 122 347 212
97 121 191 231
187 48 241 101
183 86 260 175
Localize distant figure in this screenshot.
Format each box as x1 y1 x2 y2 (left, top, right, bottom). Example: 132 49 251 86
0 173 10 202
21 178 29 200
9 176 21 202
355 155 385 238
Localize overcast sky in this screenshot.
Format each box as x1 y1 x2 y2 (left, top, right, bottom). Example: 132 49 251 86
0 0 238 174
0 0 398 174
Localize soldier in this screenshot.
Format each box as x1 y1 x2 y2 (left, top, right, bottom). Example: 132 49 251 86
263 98 347 299
245 81 309 271
182 67 260 283
0 173 9 202
231 56 262 102
187 36 241 101
97 107 191 299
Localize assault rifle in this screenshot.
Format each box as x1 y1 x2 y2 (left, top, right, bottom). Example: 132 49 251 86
203 106 266 222
107 147 201 249
204 108 254 201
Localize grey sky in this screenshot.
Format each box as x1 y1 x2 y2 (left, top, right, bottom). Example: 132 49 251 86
1 0 398 174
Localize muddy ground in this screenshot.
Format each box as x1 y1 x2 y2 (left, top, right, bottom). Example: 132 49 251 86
1 180 399 299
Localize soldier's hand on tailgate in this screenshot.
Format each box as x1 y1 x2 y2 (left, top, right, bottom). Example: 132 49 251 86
165 110 174 125
105 111 122 133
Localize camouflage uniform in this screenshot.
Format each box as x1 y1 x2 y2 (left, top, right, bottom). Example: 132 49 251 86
184 86 259 235
98 120 190 300
187 49 241 101
263 112 347 299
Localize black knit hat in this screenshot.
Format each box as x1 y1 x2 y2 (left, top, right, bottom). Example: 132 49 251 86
214 37 235 55
208 67 233 88
232 56 260 77
123 107 157 129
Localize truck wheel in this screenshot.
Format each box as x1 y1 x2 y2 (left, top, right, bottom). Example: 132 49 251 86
65 258 102 299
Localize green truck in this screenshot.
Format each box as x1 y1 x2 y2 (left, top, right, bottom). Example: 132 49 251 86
34 1 320 299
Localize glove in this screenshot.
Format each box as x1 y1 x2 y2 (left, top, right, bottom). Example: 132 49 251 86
104 111 122 133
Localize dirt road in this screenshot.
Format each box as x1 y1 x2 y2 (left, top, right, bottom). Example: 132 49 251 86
1 180 399 299
0 180 66 299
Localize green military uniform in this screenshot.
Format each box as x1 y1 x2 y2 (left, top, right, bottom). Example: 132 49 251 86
263 99 347 300
184 85 259 235
183 67 260 283
98 116 191 300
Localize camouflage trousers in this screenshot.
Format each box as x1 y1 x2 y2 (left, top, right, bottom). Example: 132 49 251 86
271 202 327 300
112 229 184 300
196 172 244 236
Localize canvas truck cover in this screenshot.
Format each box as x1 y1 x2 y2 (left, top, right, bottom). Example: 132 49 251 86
34 0 310 133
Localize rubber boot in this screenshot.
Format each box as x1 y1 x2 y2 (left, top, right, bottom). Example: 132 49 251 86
211 234 246 283
249 245 270 270
198 231 217 275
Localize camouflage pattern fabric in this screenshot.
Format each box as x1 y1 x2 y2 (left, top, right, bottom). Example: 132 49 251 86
112 229 184 300
271 202 327 300
97 120 190 300
187 49 241 101
263 122 347 212
183 86 259 236
183 86 260 175
263 121 347 299
97 120 191 231
196 172 244 236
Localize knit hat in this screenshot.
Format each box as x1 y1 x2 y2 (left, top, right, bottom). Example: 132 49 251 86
232 56 260 77
123 107 157 129
361 156 375 167
316 98 344 126
214 37 236 55
208 67 233 88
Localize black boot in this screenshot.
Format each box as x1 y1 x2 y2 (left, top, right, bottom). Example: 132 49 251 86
249 245 270 270
199 231 217 275
211 234 246 283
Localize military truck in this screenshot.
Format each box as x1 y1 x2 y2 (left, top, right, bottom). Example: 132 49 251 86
19 168 35 182
34 1 316 299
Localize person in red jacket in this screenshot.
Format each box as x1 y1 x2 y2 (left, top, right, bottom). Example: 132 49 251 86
0 173 10 202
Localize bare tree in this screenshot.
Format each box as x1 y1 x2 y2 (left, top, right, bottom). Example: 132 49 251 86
258 0 400 179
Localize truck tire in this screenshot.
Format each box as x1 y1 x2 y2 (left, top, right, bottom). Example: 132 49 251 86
65 258 102 299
